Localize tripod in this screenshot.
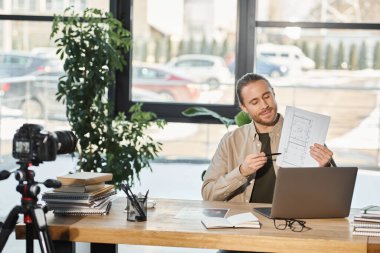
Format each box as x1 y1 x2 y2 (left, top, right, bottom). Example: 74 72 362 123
0 162 61 253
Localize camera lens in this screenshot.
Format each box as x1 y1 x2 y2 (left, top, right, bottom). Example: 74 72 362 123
54 131 77 154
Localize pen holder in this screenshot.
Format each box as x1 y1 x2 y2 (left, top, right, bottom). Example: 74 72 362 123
126 197 147 222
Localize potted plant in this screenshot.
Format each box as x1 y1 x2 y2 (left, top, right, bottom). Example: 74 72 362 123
51 7 165 187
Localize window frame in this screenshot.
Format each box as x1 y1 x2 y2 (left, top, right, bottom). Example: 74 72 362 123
114 0 380 124
112 0 252 123
1 0 380 124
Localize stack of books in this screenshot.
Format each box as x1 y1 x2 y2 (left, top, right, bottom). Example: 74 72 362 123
352 205 380 237
42 172 116 216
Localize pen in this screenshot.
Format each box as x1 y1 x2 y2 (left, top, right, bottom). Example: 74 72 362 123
121 184 147 220
265 153 281 157
324 144 337 167
144 189 149 202
121 184 135 204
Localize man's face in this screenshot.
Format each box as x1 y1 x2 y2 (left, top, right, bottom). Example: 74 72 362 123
240 80 278 128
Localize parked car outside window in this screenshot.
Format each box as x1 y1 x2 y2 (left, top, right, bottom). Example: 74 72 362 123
257 43 315 71
0 67 178 119
0 52 61 78
0 71 66 119
132 62 201 103
166 54 234 88
227 57 289 78
256 58 289 77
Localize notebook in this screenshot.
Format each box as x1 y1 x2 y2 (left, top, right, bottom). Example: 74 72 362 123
254 167 358 219
42 185 116 204
53 200 112 216
57 172 113 186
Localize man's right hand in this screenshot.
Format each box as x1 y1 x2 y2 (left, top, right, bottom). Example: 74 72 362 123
239 152 267 177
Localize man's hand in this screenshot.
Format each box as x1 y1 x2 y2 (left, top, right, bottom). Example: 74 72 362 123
310 143 333 167
239 152 267 177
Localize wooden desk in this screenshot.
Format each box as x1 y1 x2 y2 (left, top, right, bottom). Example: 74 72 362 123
15 198 380 253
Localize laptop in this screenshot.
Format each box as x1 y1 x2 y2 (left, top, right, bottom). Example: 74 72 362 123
254 167 358 219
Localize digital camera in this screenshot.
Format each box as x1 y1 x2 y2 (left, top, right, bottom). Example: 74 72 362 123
12 124 77 165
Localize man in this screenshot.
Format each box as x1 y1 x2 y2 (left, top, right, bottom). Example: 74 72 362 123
202 73 333 203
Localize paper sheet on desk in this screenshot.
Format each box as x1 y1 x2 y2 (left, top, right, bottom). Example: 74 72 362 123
276 106 330 167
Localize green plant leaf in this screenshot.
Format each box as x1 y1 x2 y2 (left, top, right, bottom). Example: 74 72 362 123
234 111 251 127
182 106 235 129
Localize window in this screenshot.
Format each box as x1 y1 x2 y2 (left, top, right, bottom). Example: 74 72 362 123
0 1 109 164
115 0 380 165
254 0 380 167
256 0 380 23
8 0 107 15
1 0 380 166
121 0 238 114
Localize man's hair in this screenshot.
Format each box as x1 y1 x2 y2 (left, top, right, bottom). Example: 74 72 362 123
236 73 272 104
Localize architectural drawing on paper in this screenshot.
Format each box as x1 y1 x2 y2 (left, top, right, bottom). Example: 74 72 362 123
277 106 330 167
283 114 312 166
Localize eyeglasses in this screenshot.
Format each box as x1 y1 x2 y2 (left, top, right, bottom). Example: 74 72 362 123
273 218 311 232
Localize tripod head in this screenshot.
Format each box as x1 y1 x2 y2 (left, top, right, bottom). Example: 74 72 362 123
0 161 64 253
0 163 62 200
0 123 78 253
0 162 63 253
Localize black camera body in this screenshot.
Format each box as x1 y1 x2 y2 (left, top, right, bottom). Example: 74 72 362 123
12 124 77 165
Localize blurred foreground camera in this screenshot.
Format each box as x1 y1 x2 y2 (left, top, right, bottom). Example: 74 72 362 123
12 123 77 165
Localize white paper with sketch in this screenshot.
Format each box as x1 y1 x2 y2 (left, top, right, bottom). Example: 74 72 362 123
276 106 330 167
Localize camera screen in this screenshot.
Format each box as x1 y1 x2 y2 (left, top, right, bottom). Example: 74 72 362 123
15 141 31 154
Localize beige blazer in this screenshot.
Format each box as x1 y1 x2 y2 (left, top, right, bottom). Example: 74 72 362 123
202 115 284 203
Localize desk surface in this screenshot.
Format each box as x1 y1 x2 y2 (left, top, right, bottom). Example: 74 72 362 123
16 198 380 253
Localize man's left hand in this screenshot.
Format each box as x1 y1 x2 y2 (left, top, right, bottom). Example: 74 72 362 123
310 143 333 167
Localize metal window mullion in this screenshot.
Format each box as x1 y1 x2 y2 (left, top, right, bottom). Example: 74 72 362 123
256 21 380 30
110 0 132 116
236 0 256 89
0 14 53 21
